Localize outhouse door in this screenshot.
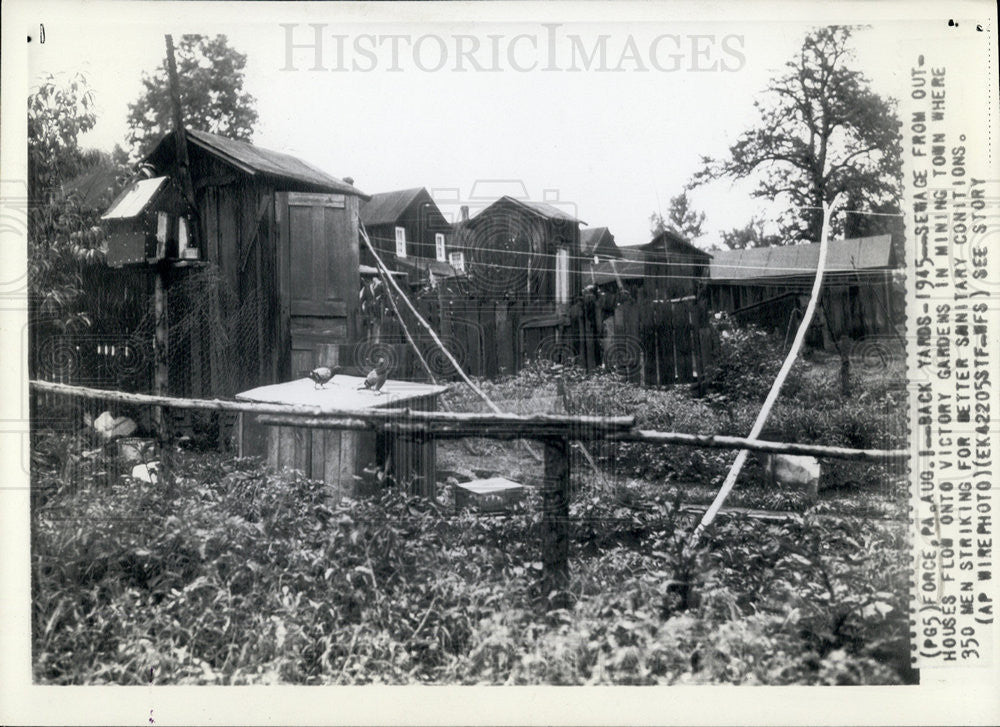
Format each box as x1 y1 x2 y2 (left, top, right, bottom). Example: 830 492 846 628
276 192 360 376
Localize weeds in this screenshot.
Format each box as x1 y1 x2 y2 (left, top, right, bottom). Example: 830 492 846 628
32 322 909 685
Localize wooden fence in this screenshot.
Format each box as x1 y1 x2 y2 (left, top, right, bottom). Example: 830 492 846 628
362 286 715 386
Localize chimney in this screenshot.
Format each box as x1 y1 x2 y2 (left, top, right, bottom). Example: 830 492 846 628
344 176 355 186
460 205 469 222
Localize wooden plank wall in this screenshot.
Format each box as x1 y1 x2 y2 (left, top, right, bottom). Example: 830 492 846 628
359 290 715 387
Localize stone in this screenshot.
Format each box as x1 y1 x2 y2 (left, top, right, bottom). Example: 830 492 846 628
130 462 159 483
92 411 137 441
764 454 820 501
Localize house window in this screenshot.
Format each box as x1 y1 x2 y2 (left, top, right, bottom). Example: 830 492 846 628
449 251 466 273
555 247 570 304
435 233 446 262
395 226 407 258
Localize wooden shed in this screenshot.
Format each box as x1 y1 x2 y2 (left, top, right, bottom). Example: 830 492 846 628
452 195 584 305
632 229 712 300
587 229 711 301
705 234 901 343
104 129 370 399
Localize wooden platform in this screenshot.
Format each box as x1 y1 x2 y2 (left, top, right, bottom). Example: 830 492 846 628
236 376 449 499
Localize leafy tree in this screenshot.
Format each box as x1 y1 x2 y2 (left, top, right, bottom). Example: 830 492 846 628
28 74 102 335
666 191 706 240
126 35 258 158
691 26 902 242
649 191 706 241
649 211 668 237
720 216 782 250
29 74 96 203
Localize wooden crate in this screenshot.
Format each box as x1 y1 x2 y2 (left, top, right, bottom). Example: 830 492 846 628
236 375 449 500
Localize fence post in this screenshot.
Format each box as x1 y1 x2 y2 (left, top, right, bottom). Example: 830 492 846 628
542 436 571 608
839 334 851 397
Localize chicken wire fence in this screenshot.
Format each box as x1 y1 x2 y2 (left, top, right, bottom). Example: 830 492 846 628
31 263 258 447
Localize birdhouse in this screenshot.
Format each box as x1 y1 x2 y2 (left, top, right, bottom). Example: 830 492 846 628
101 175 194 267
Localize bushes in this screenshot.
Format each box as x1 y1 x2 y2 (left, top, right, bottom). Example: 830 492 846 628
31 319 909 685
31 433 911 685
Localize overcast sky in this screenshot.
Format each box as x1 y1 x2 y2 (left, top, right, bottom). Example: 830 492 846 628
26 3 912 247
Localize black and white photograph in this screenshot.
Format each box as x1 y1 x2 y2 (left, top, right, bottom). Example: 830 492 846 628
1 0 998 724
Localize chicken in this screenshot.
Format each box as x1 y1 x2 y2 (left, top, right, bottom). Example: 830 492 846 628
357 361 388 395
302 365 341 389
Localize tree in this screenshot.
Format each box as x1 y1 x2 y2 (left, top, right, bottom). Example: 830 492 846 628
691 26 902 243
28 74 106 355
649 191 706 240
720 216 782 250
29 73 96 203
126 35 258 158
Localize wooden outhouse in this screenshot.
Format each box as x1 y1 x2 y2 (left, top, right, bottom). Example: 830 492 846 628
103 129 371 398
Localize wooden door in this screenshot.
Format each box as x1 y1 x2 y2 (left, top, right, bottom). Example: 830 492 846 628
277 192 359 376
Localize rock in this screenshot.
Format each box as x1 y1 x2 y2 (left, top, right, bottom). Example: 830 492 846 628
92 411 137 441
764 454 820 501
131 462 159 483
117 437 156 464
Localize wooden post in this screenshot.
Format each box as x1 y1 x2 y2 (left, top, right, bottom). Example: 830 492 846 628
839 334 851 397
542 437 571 609
153 271 172 486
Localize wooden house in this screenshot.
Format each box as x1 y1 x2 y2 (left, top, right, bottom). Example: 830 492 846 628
589 229 710 300
452 195 584 305
102 129 369 399
634 229 712 299
360 187 453 269
705 234 901 343
579 226 622 287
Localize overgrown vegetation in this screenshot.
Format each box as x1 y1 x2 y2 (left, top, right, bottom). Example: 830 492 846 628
32 455 910 685
32 323 909 685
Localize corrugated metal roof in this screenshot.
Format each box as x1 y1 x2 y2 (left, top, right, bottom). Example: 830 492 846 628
65 162 123 211
709 235 895 281
101 176 168 220
148 129 369 198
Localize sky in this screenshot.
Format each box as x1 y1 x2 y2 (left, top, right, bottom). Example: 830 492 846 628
25 3 910 248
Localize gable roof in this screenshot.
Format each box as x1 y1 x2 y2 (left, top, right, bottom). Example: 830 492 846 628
640 229 712 260
473 195 584 225
360 187 450 230
709 234 896 281
360 188 424 226
147 129 369 198
580 226 618 256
